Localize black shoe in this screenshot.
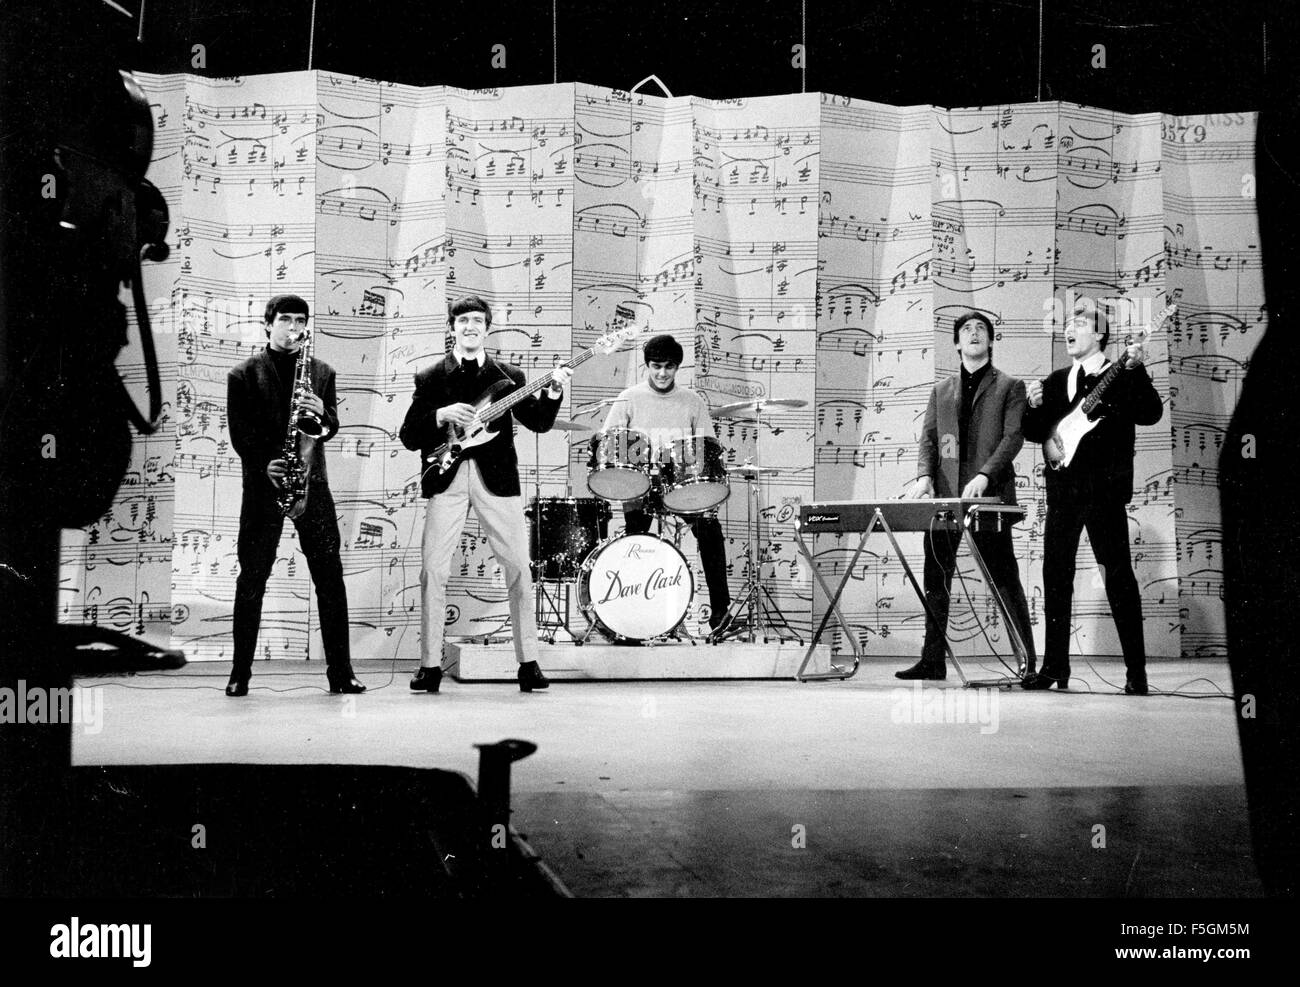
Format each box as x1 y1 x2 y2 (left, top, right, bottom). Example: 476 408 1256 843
709 606 730 633
327 672 367 694
895 659 946 680
1124 674 1149 696
1022 668 1069 690
518 661 550 692
410 666 442 693
225 675 249 697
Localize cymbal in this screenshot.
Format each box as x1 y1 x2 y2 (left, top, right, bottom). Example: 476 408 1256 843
713 397 808 418
550 418 594 432
725 465 783 477
571 397 628 414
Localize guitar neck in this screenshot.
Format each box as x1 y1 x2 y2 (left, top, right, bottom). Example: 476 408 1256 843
1079 304 1173 414
1081 355 1129 412
479 346 598 422
428 327 638 458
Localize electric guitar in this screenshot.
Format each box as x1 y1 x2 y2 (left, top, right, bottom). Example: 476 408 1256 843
424 320 646 477
1042 303 1175 470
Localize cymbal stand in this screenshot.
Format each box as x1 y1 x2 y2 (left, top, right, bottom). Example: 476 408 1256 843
711 403 802 645
528 427 579 644
534 575 579 644
529 427 548 636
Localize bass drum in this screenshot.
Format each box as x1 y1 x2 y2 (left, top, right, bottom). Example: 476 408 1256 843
578 533 694 642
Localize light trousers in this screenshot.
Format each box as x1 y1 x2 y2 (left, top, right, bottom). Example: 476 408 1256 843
419 460 540 667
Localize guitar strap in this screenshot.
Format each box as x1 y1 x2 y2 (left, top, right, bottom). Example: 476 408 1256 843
484 358 515 391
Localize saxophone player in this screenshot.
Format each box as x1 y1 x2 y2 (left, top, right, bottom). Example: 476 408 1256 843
224 294 365 696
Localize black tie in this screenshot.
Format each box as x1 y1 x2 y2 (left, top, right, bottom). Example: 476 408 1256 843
1075 365 1087 398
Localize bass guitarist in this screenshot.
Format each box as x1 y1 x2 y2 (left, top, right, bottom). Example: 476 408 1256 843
1021 301 1163 694
399 295 571 693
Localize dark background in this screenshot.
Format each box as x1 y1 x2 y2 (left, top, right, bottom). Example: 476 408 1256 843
1 0 1298 917
108 0 1288 113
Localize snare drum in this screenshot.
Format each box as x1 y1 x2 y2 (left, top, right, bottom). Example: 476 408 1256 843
525 497 611 581
659 435 731 513
578 533 694 641
587 427 653 501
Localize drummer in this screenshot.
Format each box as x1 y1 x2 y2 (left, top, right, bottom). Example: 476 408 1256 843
601 334 732 633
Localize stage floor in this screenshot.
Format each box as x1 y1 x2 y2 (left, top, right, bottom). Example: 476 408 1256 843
70 656 1260 897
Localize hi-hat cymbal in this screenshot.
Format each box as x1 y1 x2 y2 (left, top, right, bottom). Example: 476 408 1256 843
713 397 808 418
550 418 594 432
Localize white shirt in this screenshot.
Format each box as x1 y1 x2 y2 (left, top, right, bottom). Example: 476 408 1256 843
1068 350 1109 401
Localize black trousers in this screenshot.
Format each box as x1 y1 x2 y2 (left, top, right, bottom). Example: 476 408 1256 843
232 480 352 678
1041 489 1146 675
920 523 1037 670
625 507 731 628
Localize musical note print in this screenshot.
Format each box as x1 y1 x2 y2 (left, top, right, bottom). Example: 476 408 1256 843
57 76 1261 664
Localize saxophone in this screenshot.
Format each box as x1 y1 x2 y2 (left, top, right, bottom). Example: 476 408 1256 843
276 328 324 519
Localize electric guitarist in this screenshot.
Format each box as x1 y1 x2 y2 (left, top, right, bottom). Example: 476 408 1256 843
399 295 572 694
1021 301 1164 695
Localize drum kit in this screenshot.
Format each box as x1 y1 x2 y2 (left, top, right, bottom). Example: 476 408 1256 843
525 396 808 647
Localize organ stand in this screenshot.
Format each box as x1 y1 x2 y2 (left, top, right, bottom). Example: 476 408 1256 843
793 498 1031 685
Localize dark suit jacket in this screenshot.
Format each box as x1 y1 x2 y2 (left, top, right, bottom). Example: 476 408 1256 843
227 347 339 493
1022 361 1163 503
398 352 560 498
917 364 1026 504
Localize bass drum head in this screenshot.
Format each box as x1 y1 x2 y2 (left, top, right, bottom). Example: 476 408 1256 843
578 533 694 641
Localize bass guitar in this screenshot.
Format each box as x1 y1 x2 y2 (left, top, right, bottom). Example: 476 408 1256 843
425 320 645 477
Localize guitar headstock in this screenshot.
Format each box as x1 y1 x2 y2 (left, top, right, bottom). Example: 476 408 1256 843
1119 303 1177 348
593 310 649 354
1148 303 1177 336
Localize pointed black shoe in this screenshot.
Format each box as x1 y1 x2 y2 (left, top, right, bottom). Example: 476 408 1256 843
410 666 442 693
895 659 946 680
1022 668 1069 690
518 661 550 692
1124 675 1149 696
327 672 367 694
225 676 249 697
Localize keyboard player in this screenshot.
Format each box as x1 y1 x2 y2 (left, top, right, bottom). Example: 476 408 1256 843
896 312 1038 680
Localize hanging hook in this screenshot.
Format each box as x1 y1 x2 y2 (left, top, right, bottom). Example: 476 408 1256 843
629 75 673 98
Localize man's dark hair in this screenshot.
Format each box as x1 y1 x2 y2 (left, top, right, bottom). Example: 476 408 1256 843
448 294 493 329
643 333 684 366
1075 302 1110 349
952 311 994 346
264 294 309 327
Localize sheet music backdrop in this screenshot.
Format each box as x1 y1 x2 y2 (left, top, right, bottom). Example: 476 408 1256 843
58 72 1261 664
